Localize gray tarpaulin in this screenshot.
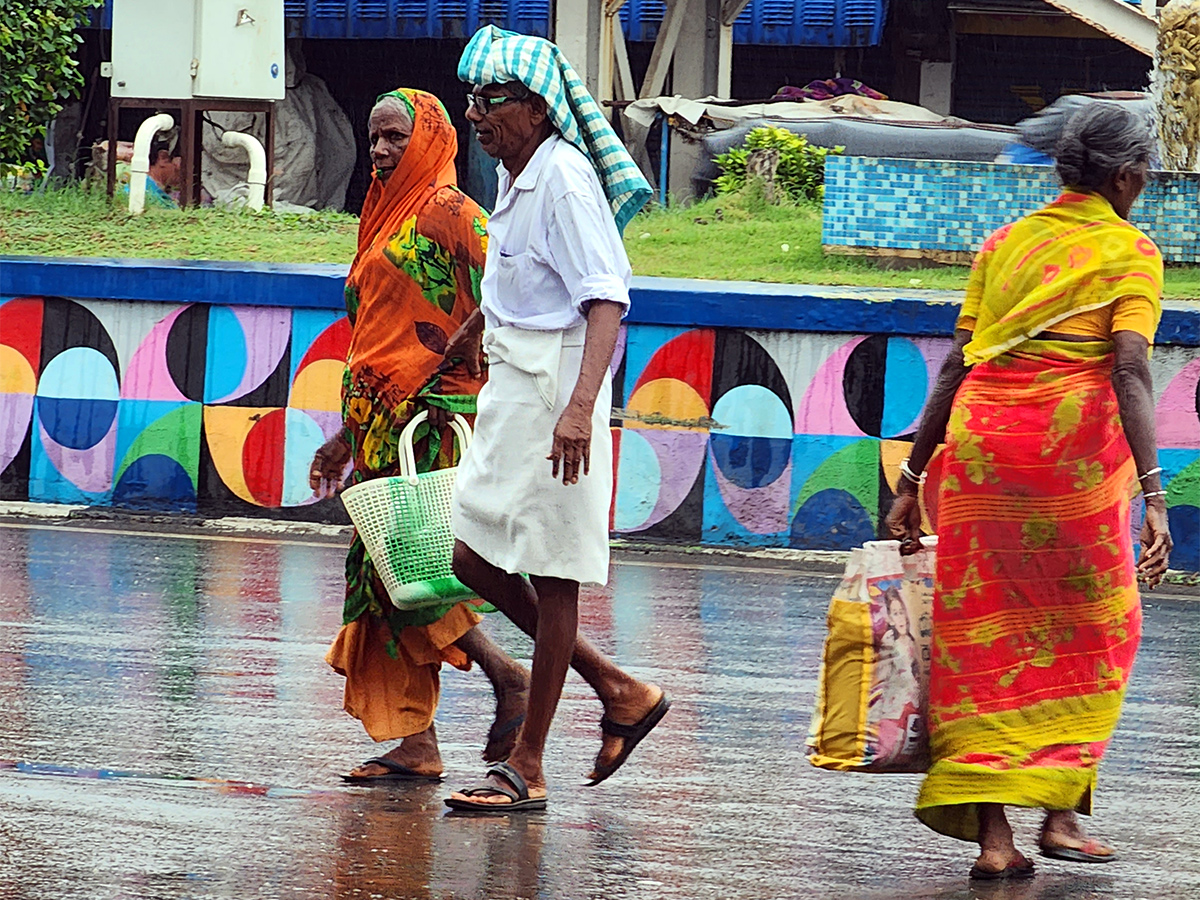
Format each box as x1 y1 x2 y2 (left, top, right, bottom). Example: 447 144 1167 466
1016 94 1154 154
201 47 355 211
694 116 1016 197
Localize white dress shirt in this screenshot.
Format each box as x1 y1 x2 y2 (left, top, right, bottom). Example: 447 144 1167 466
481 135 632 331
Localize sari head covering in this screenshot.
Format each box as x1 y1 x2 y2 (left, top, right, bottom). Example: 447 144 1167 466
457 25 651 234
346 88 487 409
961 191 1163 366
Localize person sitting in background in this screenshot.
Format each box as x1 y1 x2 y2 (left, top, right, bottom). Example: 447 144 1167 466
117 136 181 208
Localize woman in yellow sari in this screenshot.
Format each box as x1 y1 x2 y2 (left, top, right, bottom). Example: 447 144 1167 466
887 104 1173 879
309 89 529 781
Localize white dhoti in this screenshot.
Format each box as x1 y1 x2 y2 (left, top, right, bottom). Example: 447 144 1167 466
452 322 613 585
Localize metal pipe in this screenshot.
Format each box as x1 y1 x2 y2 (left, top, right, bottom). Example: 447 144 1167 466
658 112 670 208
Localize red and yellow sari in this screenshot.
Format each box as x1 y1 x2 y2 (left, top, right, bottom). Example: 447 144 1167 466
325 89 490 742
916 191 1163 841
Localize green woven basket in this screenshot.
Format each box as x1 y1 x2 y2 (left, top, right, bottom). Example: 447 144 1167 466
340 412 477 609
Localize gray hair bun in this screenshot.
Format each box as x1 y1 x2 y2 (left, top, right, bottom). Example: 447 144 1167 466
1055 104 1154 189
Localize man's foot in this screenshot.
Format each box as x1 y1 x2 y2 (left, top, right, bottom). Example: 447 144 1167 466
587 684 669 784
448 757 546 808
344 727 443 780
1040 811 1116 862
483 677 529 762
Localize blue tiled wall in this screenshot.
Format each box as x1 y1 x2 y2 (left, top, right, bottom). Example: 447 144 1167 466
822 157 1200 264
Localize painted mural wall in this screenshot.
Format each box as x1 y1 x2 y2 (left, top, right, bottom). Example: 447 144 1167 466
0 296 350 519
608 325 1200 571
2 296 1198 569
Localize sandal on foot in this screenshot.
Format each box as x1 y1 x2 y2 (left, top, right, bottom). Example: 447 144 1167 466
340 757 443 784
969 858 1035 881
444 761 547 813
587 693 671 786
1039 839 1117 863
483 714 525 762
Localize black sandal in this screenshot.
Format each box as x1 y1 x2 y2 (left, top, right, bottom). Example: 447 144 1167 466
339 757 443 784
444 761 547 813
587 693 671 786
969 858 1035 881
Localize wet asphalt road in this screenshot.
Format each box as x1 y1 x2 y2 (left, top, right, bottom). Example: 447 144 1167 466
0 523 1198 900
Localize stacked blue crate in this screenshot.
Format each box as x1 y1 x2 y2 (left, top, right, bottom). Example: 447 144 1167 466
90 1 885 45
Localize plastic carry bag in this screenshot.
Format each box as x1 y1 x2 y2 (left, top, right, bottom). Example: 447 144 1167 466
807 538 936 773
340 411 476 610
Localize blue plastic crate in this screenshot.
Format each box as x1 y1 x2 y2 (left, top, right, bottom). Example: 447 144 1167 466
91 0 878 45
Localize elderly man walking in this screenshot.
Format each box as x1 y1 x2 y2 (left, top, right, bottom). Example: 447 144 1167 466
446 27 669 812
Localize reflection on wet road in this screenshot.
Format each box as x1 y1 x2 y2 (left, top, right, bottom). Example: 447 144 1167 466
1 524 1198 900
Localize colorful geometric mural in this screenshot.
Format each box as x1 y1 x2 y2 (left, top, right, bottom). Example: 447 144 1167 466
2 295 1197 569
0 296 350 519
611 327 1200 571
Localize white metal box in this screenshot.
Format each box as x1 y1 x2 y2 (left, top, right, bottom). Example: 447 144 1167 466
110 0 285 101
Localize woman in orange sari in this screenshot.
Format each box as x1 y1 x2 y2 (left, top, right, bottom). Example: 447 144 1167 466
309 89 528 781
887 104 1173 879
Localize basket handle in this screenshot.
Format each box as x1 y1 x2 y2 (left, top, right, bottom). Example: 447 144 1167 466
396 410 474 478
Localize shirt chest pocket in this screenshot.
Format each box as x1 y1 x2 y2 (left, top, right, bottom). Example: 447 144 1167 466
496 251 559 314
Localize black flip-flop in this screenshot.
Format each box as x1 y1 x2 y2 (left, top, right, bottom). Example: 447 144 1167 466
483 713 525 762
1040 840 1117 863
340 756 443 784
587 693 671 786
444 761 547 813
969 859 1036 881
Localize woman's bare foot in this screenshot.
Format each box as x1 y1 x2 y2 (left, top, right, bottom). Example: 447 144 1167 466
973 803 1031 875
1040 810 1116 859
483 681 529 762
346 725 443 779
587 682 666 781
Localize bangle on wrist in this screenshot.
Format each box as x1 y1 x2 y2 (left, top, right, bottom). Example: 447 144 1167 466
1138 467 1163 481
1143 490 1167 500
899 458 926 486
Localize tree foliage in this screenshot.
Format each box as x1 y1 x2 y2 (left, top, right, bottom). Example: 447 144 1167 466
0 0 101 163
714 126 843 203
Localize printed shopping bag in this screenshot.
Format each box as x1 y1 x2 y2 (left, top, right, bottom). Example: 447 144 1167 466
807 537 936 773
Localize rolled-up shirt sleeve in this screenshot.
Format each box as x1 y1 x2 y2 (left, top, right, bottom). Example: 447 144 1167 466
545 189 632 317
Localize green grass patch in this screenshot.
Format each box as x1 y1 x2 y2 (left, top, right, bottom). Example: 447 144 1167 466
0 186 359 264
626 193 971 290
626 193 1200 299
3 186 1198 299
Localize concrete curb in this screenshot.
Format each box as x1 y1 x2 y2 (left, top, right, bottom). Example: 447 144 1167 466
1 501 1195 594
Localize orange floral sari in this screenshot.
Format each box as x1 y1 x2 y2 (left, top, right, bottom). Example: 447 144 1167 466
325 89 489 742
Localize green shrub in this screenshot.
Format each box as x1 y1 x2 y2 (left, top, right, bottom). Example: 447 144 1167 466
714 126 842 203
0 1 102 163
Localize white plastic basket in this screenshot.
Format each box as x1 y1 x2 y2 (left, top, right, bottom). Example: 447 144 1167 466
340 411 476 609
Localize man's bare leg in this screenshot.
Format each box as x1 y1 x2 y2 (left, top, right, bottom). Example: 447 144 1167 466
454 573 579 801
455 626 530 761
452 541 664 785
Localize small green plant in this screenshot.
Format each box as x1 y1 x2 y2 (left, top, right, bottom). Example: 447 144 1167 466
714 126 842 203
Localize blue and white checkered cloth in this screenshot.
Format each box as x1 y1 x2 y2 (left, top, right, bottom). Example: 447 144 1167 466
459 26 651 235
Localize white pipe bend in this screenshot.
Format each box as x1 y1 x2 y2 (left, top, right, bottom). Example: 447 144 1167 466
128 113 174 216
221 130 267 211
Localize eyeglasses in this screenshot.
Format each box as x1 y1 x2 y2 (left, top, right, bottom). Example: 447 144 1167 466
466 92 524 116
